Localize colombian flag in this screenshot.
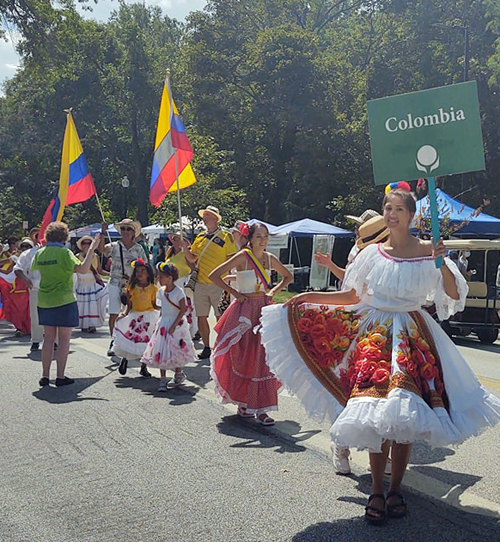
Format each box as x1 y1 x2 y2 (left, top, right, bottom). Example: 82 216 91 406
149 74 196 207
40 111 96 239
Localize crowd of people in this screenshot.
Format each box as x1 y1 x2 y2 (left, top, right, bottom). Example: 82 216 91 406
1 188 500 525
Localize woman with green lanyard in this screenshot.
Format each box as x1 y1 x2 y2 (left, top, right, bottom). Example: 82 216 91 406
165 231 197 339
32 222 100 387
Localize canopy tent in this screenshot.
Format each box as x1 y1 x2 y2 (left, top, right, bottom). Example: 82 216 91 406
271 218 354 238
269 218 354 269
90 225 120 238
415 189 500 237
69 223 102 238
247 218 278 233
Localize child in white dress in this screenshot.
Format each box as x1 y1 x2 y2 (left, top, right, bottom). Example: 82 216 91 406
114 259 159 377
142 262 196 392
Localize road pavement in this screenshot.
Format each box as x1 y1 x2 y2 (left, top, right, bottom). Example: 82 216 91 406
1 320 500 542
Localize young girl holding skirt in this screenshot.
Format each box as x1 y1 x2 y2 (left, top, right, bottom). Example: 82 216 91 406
141 262 196 392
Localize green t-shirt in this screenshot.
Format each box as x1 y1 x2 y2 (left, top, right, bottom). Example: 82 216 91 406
31 246 81 308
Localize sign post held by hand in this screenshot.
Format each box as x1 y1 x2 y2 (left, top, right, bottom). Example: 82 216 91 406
367 81 485 268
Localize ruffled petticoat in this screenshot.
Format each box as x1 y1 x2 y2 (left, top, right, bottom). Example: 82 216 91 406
141 316 196 369
210 297 280 415
75 273 108 329
260 302 500 452
113 310 159 359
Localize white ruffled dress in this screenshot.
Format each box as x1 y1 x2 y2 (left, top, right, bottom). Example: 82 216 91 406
260 243 500 452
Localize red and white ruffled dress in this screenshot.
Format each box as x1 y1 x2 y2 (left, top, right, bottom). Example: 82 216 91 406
260 243 500 452
210 268 280 415
142 285 196 369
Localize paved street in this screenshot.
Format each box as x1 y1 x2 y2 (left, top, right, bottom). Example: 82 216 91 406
1 320 500 542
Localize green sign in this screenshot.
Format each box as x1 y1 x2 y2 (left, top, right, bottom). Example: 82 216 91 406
367 81 485 185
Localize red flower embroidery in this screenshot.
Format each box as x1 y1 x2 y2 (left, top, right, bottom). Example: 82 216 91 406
372 367 390 385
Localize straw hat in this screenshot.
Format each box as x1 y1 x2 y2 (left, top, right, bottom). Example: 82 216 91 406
198 205 222 222
76 235 94 250
19 237 34 249
168 230 188 242
345 209 380 225
114 218 141 236
356 216 390 250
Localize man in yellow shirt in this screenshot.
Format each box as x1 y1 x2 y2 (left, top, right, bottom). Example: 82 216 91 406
183 205 236 359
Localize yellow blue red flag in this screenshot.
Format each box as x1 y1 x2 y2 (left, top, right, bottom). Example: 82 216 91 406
40 111 96 239
149 74 196 207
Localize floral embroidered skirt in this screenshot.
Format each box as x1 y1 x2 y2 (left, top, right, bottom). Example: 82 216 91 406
141 316 196 370
0 277 30 333
260 302 500 452
113 309 159 359
210 297 280 415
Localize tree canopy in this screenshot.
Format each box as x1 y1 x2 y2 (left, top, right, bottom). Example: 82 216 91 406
1 0 500 236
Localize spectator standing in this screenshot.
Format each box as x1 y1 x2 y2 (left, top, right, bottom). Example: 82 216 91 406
182 206 236 360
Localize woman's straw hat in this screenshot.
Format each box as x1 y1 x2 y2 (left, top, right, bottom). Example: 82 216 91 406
356 216 390 250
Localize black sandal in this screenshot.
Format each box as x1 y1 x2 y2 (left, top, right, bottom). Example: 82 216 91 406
386 490 407 518
365 493 386 525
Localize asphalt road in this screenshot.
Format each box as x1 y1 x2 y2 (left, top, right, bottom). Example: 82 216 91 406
1 321 500 542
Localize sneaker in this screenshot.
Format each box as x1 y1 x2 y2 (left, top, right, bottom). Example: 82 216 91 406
107 341 115 357
31 342 40 351
139 364 152 378
169 371 186 388
88 326 97 334
192 331 201 342
39 377 50 387
333 445 351 475
55 376 75 387
198 346 211 360
15 329 22 337
157 379 168 392
118 358 128 375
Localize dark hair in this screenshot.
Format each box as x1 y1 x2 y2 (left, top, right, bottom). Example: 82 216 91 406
156 261 179 282
128 261 154 289
45 221 69 243
382 189 416 214
247 222 269 249
7 236 19 244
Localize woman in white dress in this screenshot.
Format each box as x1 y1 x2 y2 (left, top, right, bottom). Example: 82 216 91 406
260 187 500 525
75 236 108 333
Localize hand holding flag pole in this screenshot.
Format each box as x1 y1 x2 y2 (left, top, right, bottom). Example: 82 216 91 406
427 177 443 269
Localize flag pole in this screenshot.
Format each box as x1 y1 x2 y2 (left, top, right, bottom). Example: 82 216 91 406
174 153 183 234
168 68 183 234
94 191 113 245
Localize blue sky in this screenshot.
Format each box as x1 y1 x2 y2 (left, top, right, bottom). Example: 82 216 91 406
0 0 207 90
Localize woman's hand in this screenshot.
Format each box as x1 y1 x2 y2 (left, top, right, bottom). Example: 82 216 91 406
235 292 247 303
432 239 447 262
168 325 176 335
91 233 101 251
314 252 332 268
283 292 307 307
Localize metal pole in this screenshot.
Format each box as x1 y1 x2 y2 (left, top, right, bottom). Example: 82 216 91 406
175 153 182 234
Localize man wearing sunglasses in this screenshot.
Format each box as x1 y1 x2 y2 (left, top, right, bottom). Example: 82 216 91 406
13 228 43 351
98 219 148 357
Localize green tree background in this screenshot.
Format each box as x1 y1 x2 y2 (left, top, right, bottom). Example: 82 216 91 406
1 0 500 236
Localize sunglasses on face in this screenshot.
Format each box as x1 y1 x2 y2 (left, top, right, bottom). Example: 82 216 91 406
81 241 92 246
121 227 134 232
20 244 31 249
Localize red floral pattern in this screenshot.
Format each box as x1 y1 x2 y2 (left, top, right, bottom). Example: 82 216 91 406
295 306 359 372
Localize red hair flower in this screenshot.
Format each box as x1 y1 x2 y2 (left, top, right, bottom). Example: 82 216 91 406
239 223 250 237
